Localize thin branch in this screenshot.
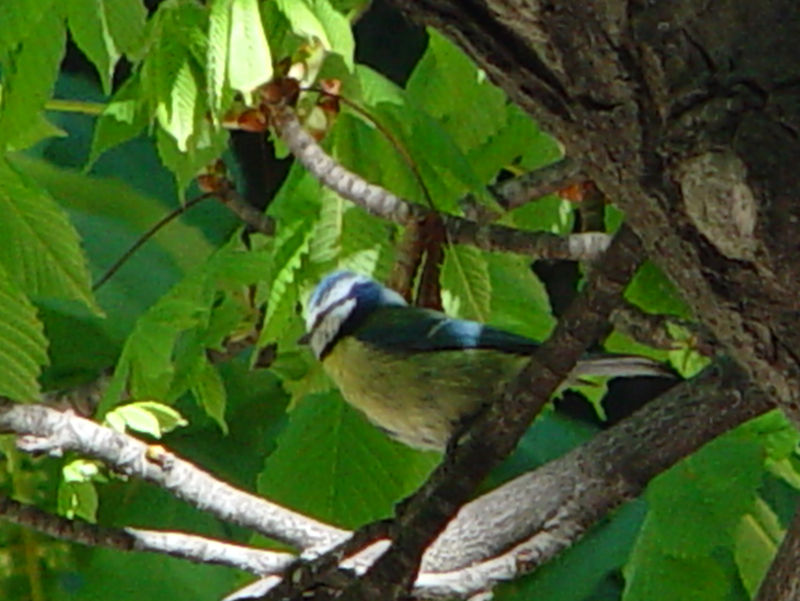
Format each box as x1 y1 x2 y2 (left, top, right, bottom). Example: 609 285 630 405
93 193 214 291
493 158 583 211
217 187 275 236
267 102 610 261
0 496 294 575
0 402 348 553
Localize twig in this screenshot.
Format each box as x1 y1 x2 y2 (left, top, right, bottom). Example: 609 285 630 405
93 193 213 291
217 187 275 236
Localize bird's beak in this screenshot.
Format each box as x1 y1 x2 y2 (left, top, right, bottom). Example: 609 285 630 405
297 332 311 345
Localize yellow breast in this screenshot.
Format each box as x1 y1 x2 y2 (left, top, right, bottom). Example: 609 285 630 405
321 337 527 451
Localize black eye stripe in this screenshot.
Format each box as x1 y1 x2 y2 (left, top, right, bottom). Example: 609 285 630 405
310 295 355 332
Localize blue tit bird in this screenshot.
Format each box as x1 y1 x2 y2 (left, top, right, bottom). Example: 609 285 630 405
303 270 671 452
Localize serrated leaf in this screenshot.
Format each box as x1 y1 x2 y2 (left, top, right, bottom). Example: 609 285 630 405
372 102 487 212
67 0 120 94
101 238 264 413
207 0 233 118
0 159 100 314
441 245 491 322
0 263 48 402
258 391 438 528
228 0 273 95
309 188 345 264
331 110 424 206
0 9 66 150
259 219 313 348
157 59 199 151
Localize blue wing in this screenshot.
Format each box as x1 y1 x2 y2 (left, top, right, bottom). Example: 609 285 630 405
354 306 539 355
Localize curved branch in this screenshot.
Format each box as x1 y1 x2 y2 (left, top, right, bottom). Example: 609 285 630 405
0 401 348 553
0 496 294 575
268 102 610 261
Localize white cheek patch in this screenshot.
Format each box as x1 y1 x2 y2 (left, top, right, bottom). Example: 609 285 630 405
305 274 367 331
310 298 357 358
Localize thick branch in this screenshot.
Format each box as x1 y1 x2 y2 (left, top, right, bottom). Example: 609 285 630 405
339 225 644 600
2 356 774 600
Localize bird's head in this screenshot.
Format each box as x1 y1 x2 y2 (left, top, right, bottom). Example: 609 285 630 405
303 271 407 359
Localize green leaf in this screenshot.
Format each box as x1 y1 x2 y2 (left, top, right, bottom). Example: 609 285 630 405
87 74 149 167
259 218 314 349
105 401 188 437
624 535 731 601
207 0 233 119
0 158 100 313
407 29 506 153
101 239 267 414
504 194 575 236
309 0 354 69
105 0 147 57
624 428 765 601
0 263 49 402
735 501 780 596
0 9 66 150
487 252 554 341
228 0 273 96
258 391 438 528
0 0 58 56
190 359 228 434
331 110 425 206
441 245 491 322
276 0 330 48
66 0 120 94
155 122 229 196
140 2 208 152
626 261 691 318
58 479 99 522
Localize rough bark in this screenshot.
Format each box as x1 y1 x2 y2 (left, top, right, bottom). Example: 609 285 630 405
388 0 800 596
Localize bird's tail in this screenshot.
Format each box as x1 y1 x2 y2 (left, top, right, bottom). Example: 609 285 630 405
572 354 675 379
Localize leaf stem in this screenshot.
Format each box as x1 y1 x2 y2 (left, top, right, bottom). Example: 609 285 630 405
45 99 106 116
